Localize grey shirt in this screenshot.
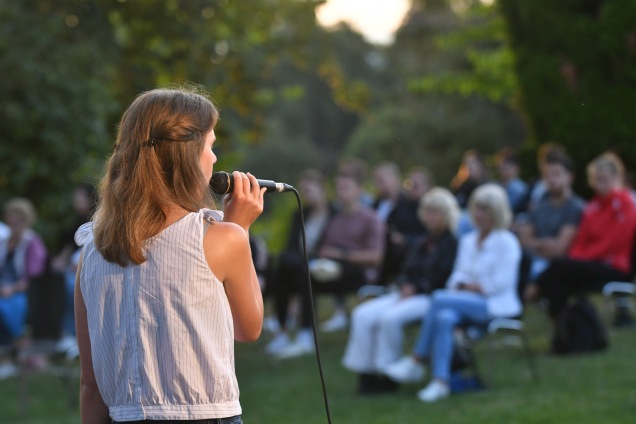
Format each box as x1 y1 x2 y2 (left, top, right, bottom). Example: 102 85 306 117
529 194 584 238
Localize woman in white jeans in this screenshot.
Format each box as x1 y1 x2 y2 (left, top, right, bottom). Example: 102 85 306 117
342 188 459 394
385 184 522 402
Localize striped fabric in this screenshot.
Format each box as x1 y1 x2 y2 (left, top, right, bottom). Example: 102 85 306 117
76 210 241 421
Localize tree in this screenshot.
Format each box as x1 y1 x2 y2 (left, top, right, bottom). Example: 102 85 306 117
499 0 636 177
240 23 381 184
343 0 526 185
0 1 117 242
0 0 326 246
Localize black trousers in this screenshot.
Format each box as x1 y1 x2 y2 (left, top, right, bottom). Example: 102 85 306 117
272 254 367 329
271 250 313 330
536 258 630 317
304 260 367 326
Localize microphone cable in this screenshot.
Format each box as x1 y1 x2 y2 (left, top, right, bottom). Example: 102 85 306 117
211 173 333 422
290 187 333 424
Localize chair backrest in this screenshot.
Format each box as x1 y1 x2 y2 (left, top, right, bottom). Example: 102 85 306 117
517 249 533 303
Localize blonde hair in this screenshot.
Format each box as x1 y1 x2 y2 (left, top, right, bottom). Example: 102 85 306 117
94 87 219 266
587 151 625 181
4 198 37 227
468 184 512 230
419 187 460 233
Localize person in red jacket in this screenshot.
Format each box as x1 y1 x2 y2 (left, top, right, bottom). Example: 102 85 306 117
531 152 636 318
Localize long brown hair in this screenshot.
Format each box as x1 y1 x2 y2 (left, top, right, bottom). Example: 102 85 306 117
93 87 219 266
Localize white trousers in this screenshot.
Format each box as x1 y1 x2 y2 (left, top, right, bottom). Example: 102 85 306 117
342 292 431 374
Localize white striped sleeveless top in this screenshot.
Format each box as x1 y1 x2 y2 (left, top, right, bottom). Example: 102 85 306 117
75 209 241 421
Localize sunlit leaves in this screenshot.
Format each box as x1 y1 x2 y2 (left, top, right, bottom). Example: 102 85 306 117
408 3 519 105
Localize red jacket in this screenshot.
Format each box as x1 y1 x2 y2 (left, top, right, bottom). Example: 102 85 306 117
568 189 636 274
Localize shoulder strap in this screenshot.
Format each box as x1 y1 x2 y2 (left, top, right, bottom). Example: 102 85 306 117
201 209 223 234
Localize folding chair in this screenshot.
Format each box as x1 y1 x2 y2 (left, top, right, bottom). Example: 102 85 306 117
602 281 635 327
601 233 636 327
456 251 539 386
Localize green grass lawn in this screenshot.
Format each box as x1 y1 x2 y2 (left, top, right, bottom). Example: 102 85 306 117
1 300 635 424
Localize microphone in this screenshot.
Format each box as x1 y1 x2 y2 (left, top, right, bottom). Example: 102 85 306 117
210 171 294 194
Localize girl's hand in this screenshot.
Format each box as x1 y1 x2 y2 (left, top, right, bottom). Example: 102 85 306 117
223 171 266 233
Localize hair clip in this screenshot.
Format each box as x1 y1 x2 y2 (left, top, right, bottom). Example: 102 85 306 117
145 139 158 147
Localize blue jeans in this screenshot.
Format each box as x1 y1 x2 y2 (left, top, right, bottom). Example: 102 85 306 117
62 269 76 336
113 417 242 424
0 291 27 345
413 290 490 381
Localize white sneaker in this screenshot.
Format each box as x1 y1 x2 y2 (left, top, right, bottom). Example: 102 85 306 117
262 316 281 334
275 330 315 359
417 380 450 402
0 363 18 380
320 311 348 333
265 333 291 355
383 355 426 383
55 335 77 354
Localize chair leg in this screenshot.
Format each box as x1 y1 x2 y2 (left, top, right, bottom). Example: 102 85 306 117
519 330 540 382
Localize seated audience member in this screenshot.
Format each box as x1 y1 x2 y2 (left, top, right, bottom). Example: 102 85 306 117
403 166 434 208
265 169 334 355
450 149 489 210
450 149 490 236
275 169 385 358
337 157 374 207
0 198 47 379
530 152 636 320
372 161 426 285
342 188 459 394
51 182 97 351
517 152 584 284
495 147 528 214
518 142 566 215
324 157 373 330
385 184 521 402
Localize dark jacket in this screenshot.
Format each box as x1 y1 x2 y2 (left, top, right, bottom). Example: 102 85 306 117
395 230 458 294
374 194 426 284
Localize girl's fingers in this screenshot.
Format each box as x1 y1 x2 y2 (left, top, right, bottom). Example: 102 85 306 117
232 171 244 194
246 173 261 195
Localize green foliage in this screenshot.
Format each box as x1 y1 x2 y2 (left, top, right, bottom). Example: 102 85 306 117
239 24 380 186
0 0 327 247
0 1 117 243
409 4 519 105
345 95 524 184
499 0 636 177
343 1 526 184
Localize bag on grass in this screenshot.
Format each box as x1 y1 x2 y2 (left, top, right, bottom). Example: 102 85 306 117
551 296 608 355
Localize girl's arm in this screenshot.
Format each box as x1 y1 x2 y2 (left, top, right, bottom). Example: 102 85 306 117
207 171 265 342
205 222 264 342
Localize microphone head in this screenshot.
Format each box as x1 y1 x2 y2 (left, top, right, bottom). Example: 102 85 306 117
210 171 233 195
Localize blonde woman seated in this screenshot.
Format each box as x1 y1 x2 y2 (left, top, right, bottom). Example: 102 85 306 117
342 188 459 394
385 184 521 402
